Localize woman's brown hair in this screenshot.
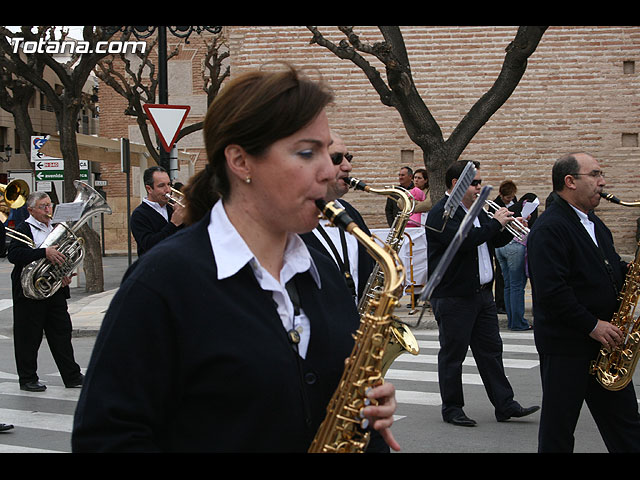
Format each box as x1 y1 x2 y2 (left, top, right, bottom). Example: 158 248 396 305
183 64 334 224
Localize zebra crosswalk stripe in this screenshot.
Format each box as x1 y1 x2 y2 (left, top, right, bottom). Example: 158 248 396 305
389 329 540 407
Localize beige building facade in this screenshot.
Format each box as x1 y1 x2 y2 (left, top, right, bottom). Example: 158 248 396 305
96 26 640 255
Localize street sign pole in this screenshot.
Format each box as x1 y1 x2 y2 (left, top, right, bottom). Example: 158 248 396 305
121 138 132 266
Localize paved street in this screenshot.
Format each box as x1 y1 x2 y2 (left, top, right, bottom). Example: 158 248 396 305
0 255 629 453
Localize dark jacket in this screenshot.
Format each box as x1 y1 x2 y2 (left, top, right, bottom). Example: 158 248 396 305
425 195 513 298
527 194 626 356
72 212 362 452
130 202 181 256
300 199 375 302
7 220 70 302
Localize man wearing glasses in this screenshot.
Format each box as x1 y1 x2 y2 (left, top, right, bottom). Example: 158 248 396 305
7 192 83 392
528 152 640 452
425 160 539 428
301 131 375 305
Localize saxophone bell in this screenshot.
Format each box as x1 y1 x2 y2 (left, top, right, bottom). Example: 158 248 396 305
591 194 640 389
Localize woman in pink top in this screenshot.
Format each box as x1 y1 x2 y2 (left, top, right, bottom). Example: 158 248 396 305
408 168 431 227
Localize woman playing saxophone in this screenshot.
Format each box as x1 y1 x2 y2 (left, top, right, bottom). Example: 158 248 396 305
72 65 399 453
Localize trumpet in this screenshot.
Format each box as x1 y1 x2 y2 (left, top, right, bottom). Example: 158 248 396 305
481 197 530 242
164 187 185 208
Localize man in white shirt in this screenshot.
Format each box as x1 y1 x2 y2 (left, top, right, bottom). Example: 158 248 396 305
131 166 185 256
7 192 83 392
300 132 375 304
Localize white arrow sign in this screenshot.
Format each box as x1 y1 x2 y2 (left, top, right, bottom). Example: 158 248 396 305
143 104 191 153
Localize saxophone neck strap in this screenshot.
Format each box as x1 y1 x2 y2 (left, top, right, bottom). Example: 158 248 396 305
315 223 356 298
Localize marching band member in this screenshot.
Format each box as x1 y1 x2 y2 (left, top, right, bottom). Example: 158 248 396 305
72 65 399 453
7 192 83 392
528 152 640 452
130 165 185 256
425 161 539 427
300 131 375 305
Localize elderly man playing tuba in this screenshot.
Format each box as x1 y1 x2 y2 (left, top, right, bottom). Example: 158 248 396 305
7 192 83 392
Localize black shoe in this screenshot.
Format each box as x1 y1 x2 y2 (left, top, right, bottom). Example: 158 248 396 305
65 373 84 388
444 412 477 427
496 405 540 422
20 381 46 392
0 423 14 432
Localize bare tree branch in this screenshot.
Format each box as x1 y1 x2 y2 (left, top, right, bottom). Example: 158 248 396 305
307 26 548 198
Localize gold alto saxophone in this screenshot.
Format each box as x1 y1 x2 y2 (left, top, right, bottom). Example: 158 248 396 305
346 177 420 374
309 200 405 453
591 192 640 390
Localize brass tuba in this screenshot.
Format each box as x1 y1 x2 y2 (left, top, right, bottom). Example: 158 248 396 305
20 180 112 300
309 199 405 453
591 192 640 390
346 177 420 374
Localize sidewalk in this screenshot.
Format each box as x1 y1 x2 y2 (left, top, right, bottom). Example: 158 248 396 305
64 255 533 336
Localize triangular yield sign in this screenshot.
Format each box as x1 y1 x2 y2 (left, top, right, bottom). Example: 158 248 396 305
143 104 191 153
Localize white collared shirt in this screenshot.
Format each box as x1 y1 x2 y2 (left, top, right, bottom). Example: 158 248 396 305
143 198 169 221
25 216 53 248
461 203 493 285
208 200 321 358
570 204 598 246
311 199 360 297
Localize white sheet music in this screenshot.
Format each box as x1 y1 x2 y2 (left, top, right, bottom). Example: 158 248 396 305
521 198 539 219
52 202 84 223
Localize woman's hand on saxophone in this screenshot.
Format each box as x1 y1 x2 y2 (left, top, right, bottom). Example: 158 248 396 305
364 382 401 452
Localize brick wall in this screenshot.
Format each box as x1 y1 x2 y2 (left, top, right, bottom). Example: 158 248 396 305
98 26 640 255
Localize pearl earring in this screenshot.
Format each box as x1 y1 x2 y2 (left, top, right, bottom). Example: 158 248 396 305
245 176 251 184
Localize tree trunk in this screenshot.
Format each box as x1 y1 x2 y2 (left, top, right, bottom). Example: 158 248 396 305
79 224 104 293
57 105 105 294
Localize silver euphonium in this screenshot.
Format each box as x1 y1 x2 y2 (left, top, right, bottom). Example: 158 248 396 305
21 180 112 300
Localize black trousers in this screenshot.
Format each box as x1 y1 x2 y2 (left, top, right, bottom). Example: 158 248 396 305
538 353 640 452
431 288 517 420
13 292 82 386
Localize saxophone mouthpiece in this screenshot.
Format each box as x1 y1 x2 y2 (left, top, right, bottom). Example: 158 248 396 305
600 191 621 204
315 199 355 231
344 177 368 192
